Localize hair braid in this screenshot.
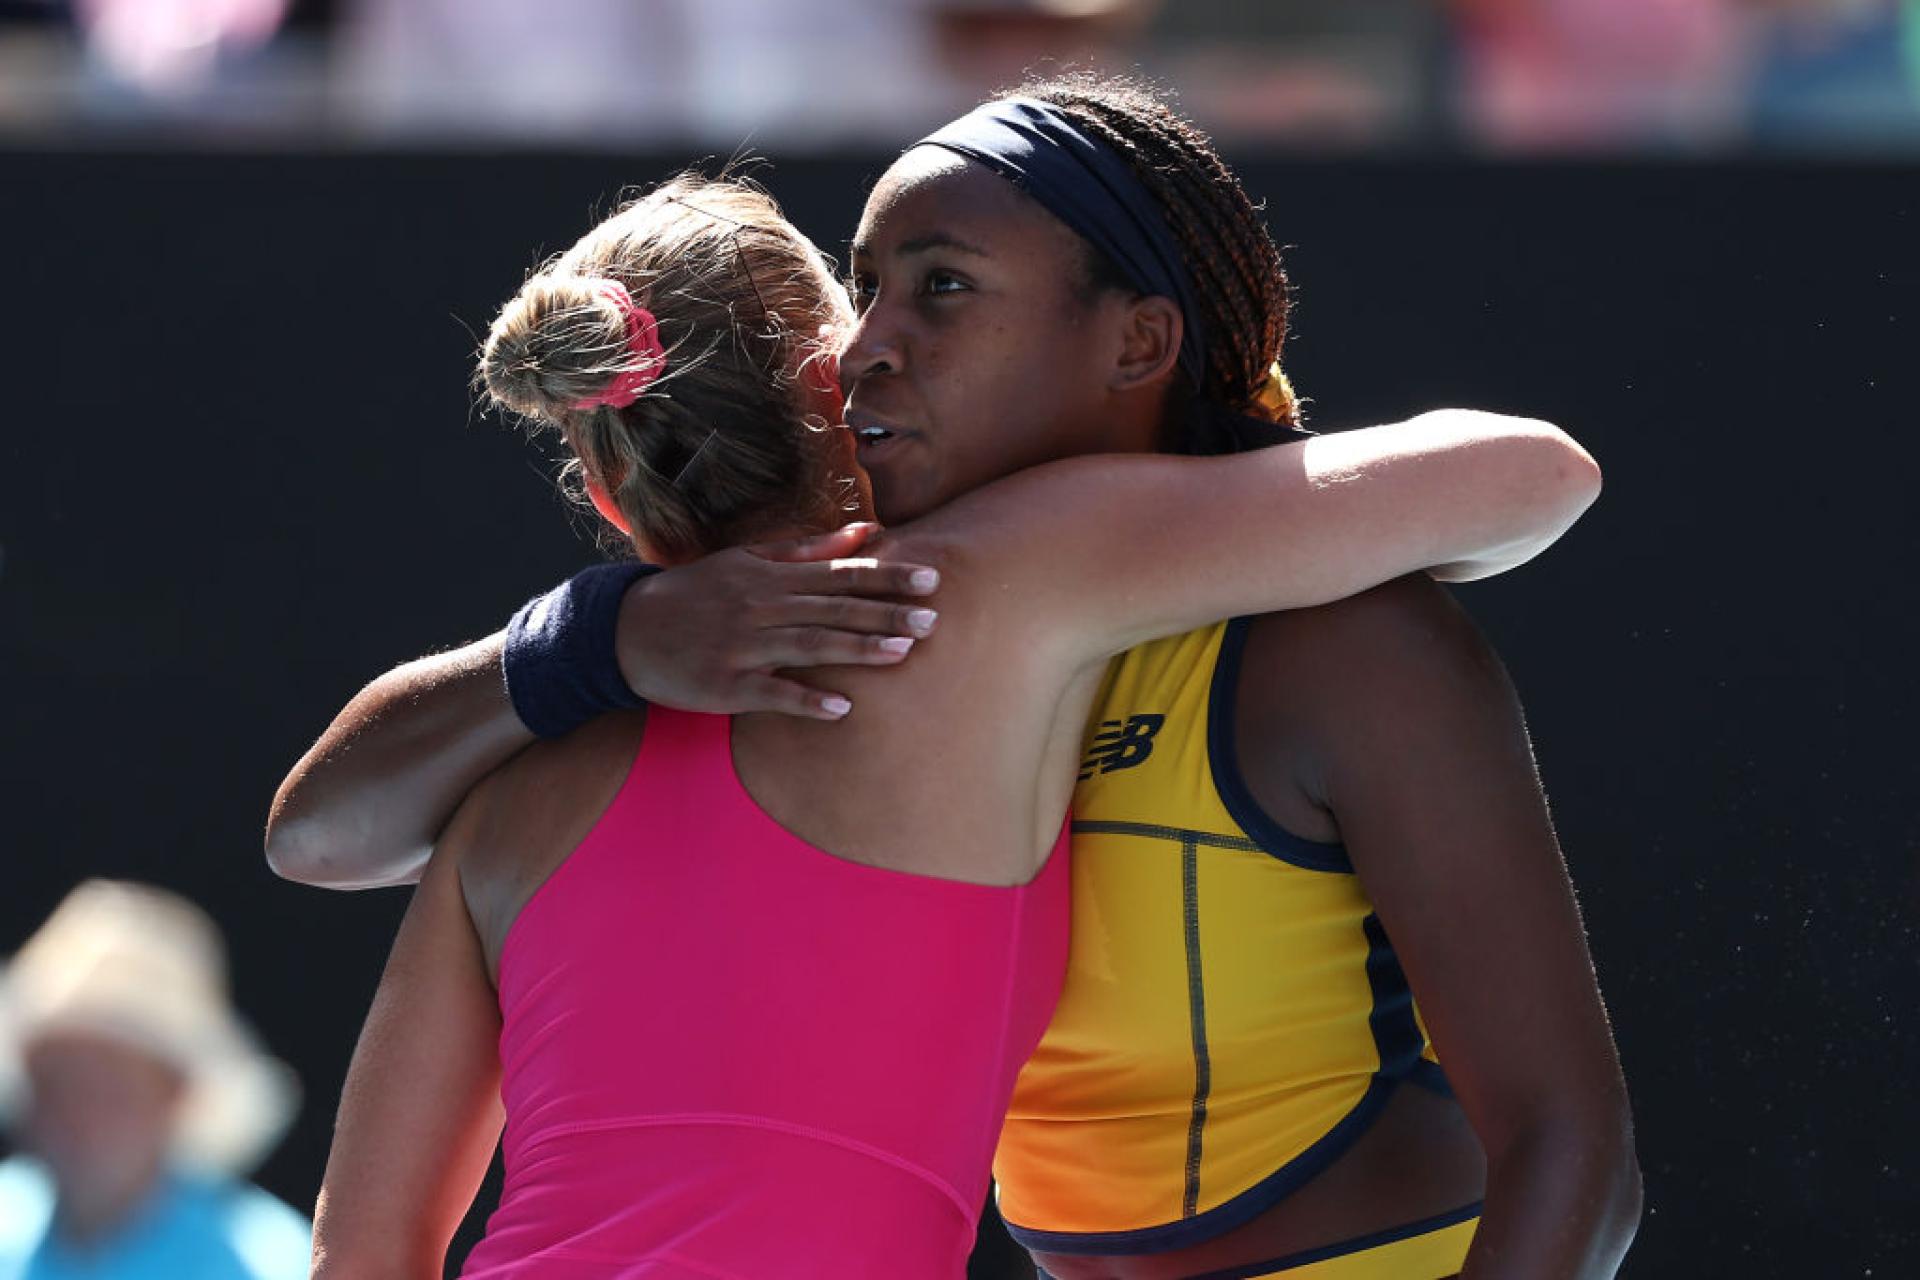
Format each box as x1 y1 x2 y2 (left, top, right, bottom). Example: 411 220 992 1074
1016 73 1299 446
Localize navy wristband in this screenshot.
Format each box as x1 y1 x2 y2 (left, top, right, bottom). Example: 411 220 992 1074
502 562 663 739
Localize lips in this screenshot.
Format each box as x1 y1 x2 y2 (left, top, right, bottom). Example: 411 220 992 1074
846 410 916 463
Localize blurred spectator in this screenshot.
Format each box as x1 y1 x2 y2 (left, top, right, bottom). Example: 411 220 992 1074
1141 0 1448 146
7 0 1920 152
930 0 1157 97
1448 0 1751 148
72 0 289 94
0 881 308 1280
335 0 1154 146
333 0 955 145
1747 0 1920 142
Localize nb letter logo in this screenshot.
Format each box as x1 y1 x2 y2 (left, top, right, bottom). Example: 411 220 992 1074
1079 714 1166 780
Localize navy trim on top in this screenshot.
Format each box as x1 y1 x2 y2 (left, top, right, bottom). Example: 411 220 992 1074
1205 616 1351 872
1179 1199 1484 1280
1408 1057 1456 1099
1363 913 1425 1081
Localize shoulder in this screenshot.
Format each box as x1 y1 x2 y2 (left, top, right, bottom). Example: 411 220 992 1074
1237 575 1522 781
452 708 651 856
447 708 650 957
1245 574 1509 706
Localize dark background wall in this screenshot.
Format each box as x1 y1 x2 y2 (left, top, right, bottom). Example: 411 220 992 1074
1 148 1914 1277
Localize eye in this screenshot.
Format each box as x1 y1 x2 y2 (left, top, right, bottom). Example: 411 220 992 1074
923 270 969 297
845 274 876 312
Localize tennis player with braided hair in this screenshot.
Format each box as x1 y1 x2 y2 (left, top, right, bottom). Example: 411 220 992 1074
280 75 1636 1280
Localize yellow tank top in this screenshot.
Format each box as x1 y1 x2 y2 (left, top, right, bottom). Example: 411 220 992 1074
994 619 1448 1253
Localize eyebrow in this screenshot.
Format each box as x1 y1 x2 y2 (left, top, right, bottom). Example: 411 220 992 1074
849 230 991 261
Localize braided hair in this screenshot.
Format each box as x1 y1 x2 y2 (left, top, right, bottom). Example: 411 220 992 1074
1017 72 1301 452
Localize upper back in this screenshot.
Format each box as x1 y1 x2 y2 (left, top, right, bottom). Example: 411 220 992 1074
450 703 1070 1274
725 521 1106 887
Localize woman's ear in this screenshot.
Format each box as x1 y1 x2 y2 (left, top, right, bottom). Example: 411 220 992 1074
584 473 633 537
1110 295 1184 393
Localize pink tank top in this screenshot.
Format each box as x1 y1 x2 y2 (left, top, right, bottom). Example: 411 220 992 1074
459 706 1071 1279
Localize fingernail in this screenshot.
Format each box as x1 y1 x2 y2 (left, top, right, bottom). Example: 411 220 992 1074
879 636 914 656
906 608 938 636
909 568 939 593
822 695 852 717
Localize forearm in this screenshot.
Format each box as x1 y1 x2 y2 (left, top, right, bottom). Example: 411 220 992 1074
266 633 532 889
1461 1120 1642 1280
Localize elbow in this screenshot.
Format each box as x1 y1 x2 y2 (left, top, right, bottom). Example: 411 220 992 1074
263 811 330 886
1467 410 1601 525
1502 414 1602 532
265 805 419 891
1534 418 1603 525
1487 415 1606 574
1491 1101 1644 1260
264 782 337 886
1421 408 1603 530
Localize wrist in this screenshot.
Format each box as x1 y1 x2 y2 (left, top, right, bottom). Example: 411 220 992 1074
613 571 661 703
501 561 661 738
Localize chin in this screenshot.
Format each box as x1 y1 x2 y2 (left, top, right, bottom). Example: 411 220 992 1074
872 479 941 526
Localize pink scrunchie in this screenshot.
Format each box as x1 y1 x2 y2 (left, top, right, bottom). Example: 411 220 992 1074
571 280 668 411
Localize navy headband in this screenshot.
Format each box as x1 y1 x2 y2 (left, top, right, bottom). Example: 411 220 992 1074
917 97 1208 390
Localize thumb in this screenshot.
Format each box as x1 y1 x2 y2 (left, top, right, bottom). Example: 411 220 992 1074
750 521 880 564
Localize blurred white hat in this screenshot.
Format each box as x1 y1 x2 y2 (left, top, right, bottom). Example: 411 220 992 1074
0 879 298 1176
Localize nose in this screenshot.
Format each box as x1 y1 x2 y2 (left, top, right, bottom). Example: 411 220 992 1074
838 304 901 389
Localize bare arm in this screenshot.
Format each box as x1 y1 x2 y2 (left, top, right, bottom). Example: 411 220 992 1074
268 635 527 890
309 837 505 1279
265 524 941 889
1294 581 1641 1279
934 409 1599 666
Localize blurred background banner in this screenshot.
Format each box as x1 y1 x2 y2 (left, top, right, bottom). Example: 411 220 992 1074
1 0 1918 150
1 3 1915 1278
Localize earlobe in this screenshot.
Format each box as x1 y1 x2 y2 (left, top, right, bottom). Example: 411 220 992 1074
584 473 634 537
1112 295 1184 393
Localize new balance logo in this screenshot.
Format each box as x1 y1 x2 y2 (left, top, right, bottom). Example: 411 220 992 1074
1079 714 1166 780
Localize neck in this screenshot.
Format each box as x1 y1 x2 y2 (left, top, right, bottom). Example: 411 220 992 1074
53 1160 169 1247
1096 382 1180 456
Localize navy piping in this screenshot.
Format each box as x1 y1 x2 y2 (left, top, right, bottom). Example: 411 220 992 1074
1071 818 1263 852
1179 1200 1485 1280
1409 1057 1456 1099
1180 837 1210 1217
1205 617 1352 872
1363 913 1425 1080
1005 912 1430 1257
